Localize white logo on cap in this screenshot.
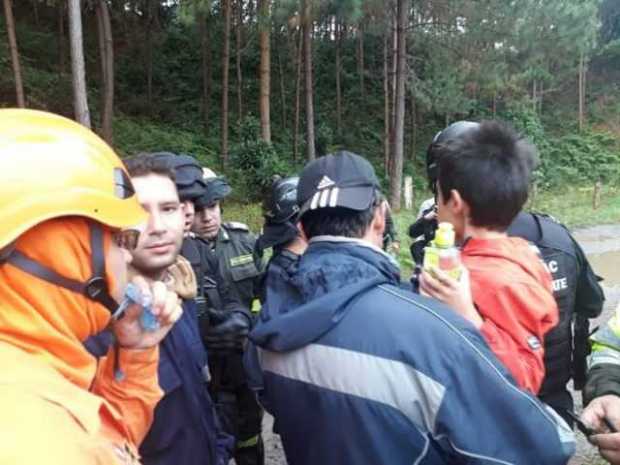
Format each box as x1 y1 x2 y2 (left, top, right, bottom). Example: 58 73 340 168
310 186 340 210
317 175 336 190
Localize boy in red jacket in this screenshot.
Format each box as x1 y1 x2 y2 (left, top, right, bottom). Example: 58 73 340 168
420 120 558 394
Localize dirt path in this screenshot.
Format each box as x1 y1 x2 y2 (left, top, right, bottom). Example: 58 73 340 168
261 224 620 465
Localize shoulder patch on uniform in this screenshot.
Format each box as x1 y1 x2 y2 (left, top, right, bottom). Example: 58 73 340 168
230 254 255 267
225 221 250 232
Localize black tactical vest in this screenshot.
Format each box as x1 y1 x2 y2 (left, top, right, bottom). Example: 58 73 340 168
181 235 225 315
508 213 579 395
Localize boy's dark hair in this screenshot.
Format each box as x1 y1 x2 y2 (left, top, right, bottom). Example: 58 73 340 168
124 153 176 182
436 120 537 231
300 192 382 239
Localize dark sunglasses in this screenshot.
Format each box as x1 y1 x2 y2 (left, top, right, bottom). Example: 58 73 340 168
112 229 140 251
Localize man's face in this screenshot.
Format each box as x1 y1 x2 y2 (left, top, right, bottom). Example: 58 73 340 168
192 201 222 240
130 174 184 276
181 200 195 233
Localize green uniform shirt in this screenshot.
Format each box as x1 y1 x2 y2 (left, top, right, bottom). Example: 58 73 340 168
212 222 265 311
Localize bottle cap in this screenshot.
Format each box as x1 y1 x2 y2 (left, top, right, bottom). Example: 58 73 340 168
435 222 455 248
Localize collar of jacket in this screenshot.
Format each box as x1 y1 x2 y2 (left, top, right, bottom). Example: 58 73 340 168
216 226 230 243
309 235 400 269
304 235 401 284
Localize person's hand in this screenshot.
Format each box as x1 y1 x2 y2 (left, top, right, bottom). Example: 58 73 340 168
583 395 620 433
423 207 437 221
590 433 620 464
166 256 197 300
111 276 183 350
583 395 620 464
419 266 483 329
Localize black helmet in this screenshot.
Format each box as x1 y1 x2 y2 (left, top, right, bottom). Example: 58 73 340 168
150 152 206 202
263 176 300 224
426 121 480 188
194 176 232 210
255 176 301 256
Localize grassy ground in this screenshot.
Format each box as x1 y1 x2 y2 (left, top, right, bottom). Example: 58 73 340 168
223 184 620 278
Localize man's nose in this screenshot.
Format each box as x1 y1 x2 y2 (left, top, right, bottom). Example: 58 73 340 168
148 211 166 233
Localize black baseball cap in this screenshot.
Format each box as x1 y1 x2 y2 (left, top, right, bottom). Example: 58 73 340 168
297 151 380 217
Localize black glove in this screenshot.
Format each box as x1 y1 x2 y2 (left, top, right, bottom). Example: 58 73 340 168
204 312 251 351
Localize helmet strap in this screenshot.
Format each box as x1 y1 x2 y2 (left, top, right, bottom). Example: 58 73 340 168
4 222 120 314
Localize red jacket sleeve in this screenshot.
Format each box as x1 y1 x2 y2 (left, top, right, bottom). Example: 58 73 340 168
477 282 558 393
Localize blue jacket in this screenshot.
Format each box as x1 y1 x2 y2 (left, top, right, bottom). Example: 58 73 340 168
258 248 302 308
246 237 575 465
86 300 233 465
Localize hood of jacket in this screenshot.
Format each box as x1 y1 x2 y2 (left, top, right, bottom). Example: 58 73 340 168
0 217 116 389
250 236 400 352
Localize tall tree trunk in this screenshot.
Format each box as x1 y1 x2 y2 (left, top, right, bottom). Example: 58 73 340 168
389 0 408 210
145 0 153 114
277 38 286 131
221 0 231 168
3 0 25 107
383 29 390 175
302 0 315 161
357 22 365 100
96 0 114 144
235 0 243 123
58 0 66 76
32 0 39 26
578 52 586 131
198 10 210 136
293 27 302 161
409 89 416 162
68 0 91 127
258 0 271 142
389 12 397 164
96 3 106 91
335 18 342 135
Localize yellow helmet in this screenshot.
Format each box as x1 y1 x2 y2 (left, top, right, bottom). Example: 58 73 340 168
0 109 146 249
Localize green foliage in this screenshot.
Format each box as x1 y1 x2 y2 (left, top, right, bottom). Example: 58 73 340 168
499 104 620 189
2 0 619 205
230 116 297 200
113 116 217 165
545 130 620 187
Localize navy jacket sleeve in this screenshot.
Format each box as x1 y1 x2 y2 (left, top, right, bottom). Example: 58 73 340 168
425 321 575 464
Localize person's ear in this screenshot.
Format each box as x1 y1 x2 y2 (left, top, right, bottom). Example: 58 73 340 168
372 201 387 237
448 189 466 215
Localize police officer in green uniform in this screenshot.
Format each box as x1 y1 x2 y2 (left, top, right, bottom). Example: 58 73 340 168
193 171 265 465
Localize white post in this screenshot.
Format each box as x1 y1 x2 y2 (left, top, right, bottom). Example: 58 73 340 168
403 176 413 210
